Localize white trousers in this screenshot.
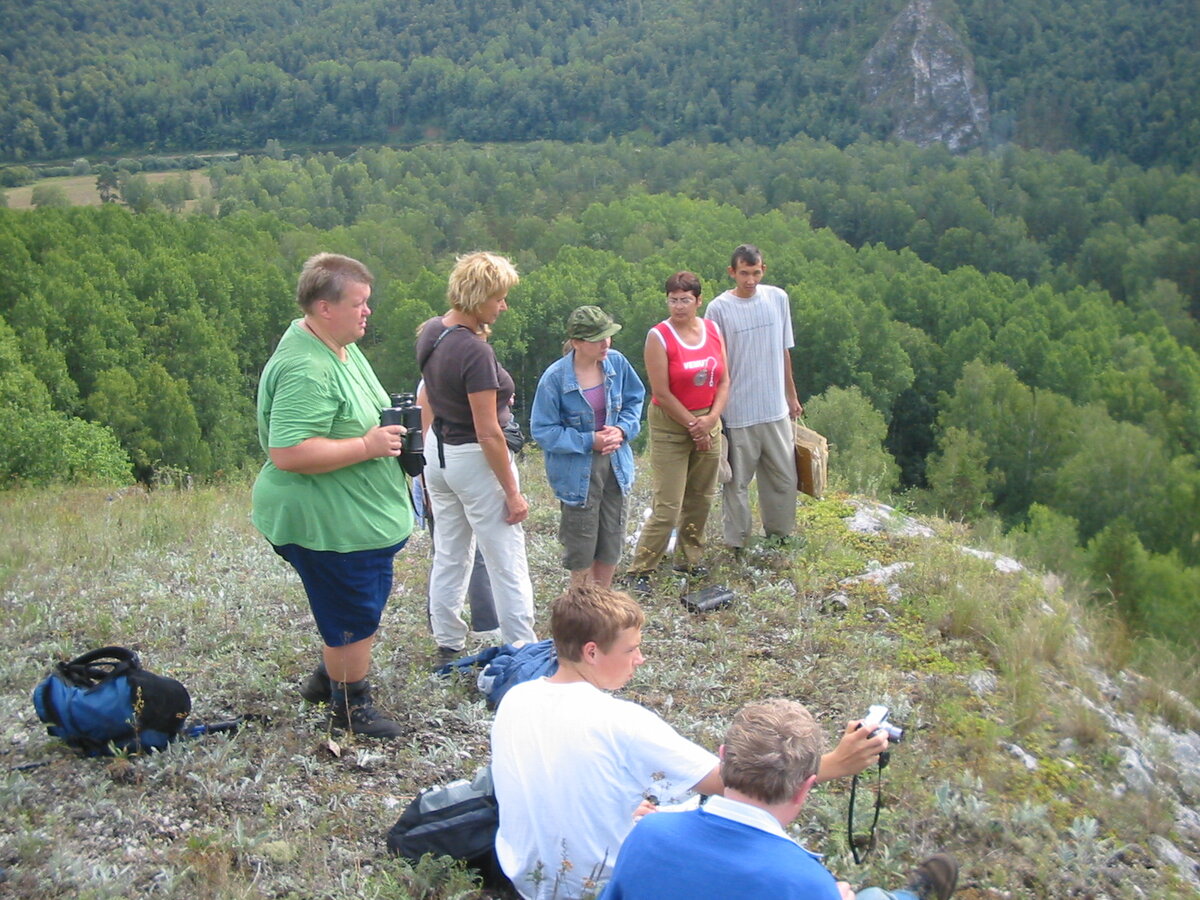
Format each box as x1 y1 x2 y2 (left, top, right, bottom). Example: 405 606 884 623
425 433 537 650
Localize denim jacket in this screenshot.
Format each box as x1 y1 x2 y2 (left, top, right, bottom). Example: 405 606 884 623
530 349 645 506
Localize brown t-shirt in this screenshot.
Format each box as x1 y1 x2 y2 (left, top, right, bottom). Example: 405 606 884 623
416 317 514 445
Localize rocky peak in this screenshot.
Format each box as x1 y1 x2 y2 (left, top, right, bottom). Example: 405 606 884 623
860 0 990 152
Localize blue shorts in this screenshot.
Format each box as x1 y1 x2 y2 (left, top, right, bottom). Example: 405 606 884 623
272 541 406 647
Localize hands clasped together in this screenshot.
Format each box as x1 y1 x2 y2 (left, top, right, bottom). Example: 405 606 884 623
592 425 626 455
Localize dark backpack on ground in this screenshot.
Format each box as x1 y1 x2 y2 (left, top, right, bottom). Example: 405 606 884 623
387 765 513 893
32 646 191 756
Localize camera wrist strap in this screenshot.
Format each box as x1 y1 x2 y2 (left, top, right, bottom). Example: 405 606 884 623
847 760 885 864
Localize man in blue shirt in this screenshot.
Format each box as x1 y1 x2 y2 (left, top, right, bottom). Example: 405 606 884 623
603 699 958 900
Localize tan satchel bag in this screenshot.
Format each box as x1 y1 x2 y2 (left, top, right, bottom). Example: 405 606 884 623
793 421 828 499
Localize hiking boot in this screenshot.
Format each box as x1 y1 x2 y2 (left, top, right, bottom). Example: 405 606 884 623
431 646 461 672
328 679 404 739
299 662 332 704
904 853 958 900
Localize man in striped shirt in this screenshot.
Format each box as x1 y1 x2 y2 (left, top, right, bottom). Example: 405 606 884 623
704 244 803 553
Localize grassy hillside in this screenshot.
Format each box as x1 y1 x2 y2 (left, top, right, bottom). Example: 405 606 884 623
2 457 1198 898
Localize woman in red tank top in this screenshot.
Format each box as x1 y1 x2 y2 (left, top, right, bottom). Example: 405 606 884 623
626 272 730 592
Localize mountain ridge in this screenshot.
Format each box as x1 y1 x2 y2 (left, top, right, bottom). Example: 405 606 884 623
1 0 1196 167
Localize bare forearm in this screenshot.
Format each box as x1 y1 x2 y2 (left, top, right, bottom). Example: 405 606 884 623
271 436 370 475
709 374 730 421
478 431 519 496
817 722 889 783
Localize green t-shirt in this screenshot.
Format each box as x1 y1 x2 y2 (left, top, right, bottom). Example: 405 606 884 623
251 321 414 552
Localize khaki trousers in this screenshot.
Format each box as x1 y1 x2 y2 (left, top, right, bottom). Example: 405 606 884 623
722 416 796 548
630 403 721 572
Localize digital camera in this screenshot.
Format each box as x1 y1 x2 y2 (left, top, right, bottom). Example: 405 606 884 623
860 704 904 744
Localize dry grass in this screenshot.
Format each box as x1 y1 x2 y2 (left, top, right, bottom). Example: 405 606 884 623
1 458 1197 898
5 172 211 209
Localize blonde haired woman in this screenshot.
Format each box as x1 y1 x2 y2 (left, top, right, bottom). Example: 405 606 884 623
417 252 537 662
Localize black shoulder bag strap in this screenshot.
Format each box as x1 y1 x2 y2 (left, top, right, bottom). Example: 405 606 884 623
418 324 471 469
57 647 140 687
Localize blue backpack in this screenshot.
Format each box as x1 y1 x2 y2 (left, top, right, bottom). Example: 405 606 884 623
33 647 192 756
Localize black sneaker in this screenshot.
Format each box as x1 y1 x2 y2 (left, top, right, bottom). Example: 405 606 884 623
672 563 709 578
904 854 958 900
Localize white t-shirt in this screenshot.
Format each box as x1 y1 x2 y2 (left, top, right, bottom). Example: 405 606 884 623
491 678 719 900
704 285 795 429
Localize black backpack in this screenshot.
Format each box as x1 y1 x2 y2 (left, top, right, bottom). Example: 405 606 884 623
387 765 512 893
32 647 192 756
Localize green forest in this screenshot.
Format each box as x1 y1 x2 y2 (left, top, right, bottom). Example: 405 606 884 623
1 0 1198 168
3 138 1199 653
1 1 1198 655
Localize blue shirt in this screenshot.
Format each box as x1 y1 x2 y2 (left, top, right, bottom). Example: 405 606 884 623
601 796 842 900
530 349 645 506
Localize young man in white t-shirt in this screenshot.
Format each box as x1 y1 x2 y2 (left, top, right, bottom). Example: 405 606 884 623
704 243 803 551
490 585 889 900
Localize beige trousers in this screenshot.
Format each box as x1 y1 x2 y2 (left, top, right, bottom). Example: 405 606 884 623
722 416 797 548
630 404 721 572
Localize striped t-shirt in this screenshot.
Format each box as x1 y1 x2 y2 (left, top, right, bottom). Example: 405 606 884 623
704 284 795 428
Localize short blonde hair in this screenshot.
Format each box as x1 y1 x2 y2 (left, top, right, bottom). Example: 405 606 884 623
447 251 519 314
550 584 645 662
721 699 825 804
296 253 373 311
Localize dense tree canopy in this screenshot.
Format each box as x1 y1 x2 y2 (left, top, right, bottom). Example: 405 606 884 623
0 205 292 482
0 0 1197 168
4 168 1197 542
2 135 1198 643
200 140 1200 327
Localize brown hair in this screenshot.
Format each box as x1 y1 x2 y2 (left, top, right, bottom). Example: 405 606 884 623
296 253 373 311
721 699 825 805
550 584 645 662
664 271 702 297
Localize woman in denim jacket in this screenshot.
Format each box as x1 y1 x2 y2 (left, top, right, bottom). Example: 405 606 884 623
531 306 645 588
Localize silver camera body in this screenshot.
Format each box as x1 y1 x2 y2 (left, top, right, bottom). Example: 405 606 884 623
861 704 904 744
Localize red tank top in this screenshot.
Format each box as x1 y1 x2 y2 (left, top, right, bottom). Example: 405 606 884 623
651 319 724 411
